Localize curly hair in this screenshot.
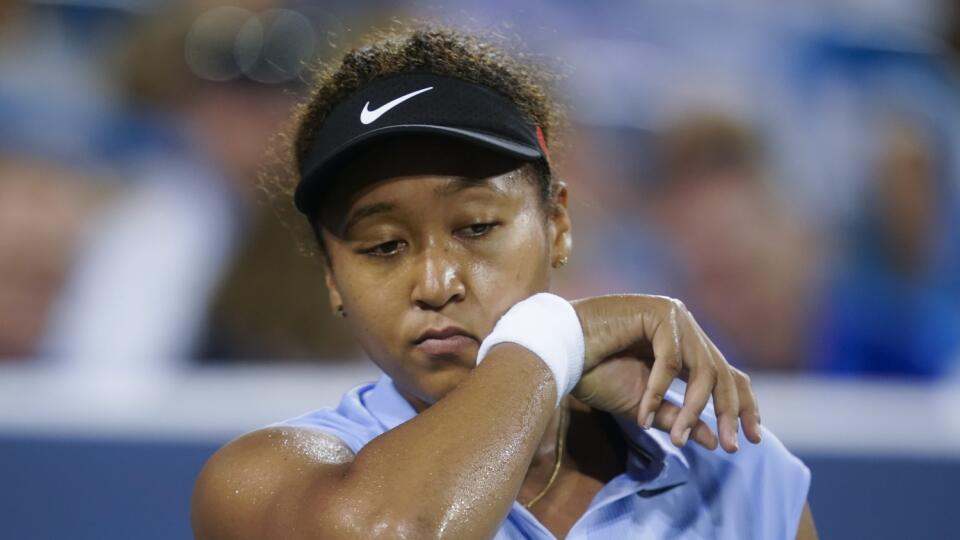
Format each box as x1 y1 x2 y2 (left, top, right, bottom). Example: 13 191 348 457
261 24 565 258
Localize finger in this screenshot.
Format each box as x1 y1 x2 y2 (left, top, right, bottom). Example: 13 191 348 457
733 367 762 444
670 310 718 448
712 361 740 452
688 315 741 453
637 298 684 429
653 400 718 450
710 358 740 452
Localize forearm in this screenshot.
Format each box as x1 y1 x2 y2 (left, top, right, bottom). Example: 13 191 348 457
317 344 556 539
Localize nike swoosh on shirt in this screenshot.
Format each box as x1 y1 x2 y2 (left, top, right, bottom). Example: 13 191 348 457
360 86 434 125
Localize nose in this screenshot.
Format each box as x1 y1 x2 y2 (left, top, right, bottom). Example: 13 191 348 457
411 243 466 311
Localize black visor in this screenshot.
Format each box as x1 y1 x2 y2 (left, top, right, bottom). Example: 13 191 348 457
294 72 549 218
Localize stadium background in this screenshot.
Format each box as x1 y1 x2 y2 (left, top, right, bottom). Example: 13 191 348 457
1 0 958 538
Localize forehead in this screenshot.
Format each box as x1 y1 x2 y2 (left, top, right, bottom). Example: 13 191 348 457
316 135 537 231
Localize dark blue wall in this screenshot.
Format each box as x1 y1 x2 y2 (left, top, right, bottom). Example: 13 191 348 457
1 436 958 539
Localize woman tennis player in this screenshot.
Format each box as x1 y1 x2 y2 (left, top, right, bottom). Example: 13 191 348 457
192 28 817 539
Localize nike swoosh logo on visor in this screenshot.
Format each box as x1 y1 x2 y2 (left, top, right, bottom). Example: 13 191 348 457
360 86 434 125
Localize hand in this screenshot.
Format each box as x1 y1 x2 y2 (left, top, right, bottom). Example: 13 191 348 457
570 294 762 452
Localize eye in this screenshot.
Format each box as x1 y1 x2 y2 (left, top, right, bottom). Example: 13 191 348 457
457 222 498 238
361 240 406 257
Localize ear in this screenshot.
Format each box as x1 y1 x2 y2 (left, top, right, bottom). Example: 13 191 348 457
323 261 345 316
547 180 573 266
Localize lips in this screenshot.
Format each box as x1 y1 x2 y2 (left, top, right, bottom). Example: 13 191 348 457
413 326 479 357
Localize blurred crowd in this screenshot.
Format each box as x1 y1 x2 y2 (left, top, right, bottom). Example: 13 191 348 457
1 0 958 379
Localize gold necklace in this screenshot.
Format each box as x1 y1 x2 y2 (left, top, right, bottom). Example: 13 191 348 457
523 404 569 509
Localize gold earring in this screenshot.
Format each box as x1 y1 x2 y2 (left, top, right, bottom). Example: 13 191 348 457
553 256 568 268
335 305 348 318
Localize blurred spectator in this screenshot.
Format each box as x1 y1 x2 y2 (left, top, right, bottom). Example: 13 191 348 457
0 1 22 27
549 125 679 301
39 2 357 368
0 1 133 169
949 2 960 69
816 116 960 377
0 156 110 360
647 113 823 371
202 201 360 361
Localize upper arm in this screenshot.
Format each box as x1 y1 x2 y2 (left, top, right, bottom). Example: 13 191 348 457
191 427 356 540
795 502 818 540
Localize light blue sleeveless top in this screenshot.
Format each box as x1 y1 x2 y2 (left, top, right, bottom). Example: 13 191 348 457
274 373 810 539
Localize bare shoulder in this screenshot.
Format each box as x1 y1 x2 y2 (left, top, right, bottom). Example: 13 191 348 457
192 427 356 540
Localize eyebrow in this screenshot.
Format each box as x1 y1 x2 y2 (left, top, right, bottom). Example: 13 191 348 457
433 177 507 197
342 178 508 235
343 201 397 235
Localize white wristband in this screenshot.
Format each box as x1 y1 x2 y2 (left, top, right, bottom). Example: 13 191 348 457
475 292 585 407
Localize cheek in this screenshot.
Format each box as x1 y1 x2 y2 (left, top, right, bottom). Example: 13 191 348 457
327 255 406 352
469 213 552 302
348 281 399 322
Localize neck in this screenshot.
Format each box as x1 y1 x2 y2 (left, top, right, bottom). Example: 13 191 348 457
517 398 573 507
529 400 566 469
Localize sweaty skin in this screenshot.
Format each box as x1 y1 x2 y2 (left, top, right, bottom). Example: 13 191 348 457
192 136 816 539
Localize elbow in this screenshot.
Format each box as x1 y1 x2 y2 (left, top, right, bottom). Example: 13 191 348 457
367 512 441 540
317 496 443 540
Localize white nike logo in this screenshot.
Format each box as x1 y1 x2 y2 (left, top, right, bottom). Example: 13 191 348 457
360 86 434 125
